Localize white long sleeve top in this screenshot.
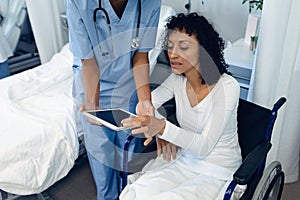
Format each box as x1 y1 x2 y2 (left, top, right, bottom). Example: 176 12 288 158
152 73 242 171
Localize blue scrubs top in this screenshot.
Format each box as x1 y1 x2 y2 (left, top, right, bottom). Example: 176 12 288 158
66 0 161 109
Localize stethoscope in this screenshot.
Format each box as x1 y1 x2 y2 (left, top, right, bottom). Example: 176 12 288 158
93 0 141 56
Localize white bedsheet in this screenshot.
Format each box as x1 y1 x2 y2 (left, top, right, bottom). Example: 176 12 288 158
0 44 79 195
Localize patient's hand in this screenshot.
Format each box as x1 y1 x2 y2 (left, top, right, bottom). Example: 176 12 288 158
79 102 102 126
121 115 165 146
156 137 177 161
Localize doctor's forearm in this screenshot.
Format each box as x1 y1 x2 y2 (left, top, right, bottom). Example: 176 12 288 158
133 52 151 101
81 57 100 106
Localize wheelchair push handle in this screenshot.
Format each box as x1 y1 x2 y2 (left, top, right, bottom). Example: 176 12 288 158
273 97 286 110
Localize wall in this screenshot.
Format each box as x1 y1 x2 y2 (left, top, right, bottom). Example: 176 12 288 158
162 0 249 43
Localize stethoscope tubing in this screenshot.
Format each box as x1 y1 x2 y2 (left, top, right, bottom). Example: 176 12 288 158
93 0 141 49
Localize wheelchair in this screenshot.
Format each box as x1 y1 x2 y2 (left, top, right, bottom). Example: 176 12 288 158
121 97 286 200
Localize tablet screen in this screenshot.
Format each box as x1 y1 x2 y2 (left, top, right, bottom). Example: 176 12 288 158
87 109 133 128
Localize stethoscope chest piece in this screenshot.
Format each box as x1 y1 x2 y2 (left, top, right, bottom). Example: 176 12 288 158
131 37 140 49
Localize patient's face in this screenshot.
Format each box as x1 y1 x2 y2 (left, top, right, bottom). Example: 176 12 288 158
167 29 200 75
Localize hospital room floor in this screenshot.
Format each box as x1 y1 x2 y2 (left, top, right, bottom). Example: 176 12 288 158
18 155 299 200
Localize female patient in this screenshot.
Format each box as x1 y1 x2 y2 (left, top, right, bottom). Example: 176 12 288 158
120 13 242 200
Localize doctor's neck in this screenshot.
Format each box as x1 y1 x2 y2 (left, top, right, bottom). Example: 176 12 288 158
110 0 128 18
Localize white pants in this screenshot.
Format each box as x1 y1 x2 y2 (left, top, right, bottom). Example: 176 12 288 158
120 157 228 200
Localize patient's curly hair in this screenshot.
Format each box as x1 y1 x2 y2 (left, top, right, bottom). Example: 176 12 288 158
163 13 228 85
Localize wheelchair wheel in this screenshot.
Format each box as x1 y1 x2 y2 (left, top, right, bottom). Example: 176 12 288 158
252 161 284 200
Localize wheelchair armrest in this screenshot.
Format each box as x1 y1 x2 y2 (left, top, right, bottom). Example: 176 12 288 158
233 141 272 185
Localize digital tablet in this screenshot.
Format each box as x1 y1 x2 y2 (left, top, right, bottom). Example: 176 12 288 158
82 108 136 131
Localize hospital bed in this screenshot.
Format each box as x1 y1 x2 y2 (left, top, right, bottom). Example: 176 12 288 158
0 44 83 199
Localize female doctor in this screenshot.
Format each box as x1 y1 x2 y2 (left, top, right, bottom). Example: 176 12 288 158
65 0 161 199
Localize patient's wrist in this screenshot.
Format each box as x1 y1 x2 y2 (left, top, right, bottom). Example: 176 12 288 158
159 119 166 135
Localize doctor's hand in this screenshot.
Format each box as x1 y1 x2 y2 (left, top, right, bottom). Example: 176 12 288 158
136 100 154 116
121 115 165 146
79 102 102 126
156 137 177 161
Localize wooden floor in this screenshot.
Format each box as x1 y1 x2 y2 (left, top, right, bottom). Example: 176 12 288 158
11 155 300 200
